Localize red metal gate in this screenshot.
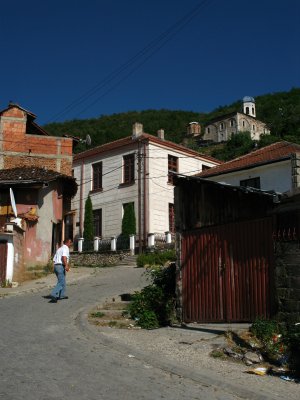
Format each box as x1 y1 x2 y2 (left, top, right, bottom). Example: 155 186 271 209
0 240 8 283
181 217 275 322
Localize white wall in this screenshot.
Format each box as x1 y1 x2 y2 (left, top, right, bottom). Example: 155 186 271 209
73 145 139 238
72 139 220 238
0 234 14 281
147 142 218 233
207 160 292 193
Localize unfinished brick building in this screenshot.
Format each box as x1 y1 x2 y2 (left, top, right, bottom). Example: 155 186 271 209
0 102 73 175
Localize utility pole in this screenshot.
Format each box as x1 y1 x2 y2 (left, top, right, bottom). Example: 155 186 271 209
137 141 142 254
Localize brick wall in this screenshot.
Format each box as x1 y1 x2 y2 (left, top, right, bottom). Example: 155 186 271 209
274 242 300 320
0 105 73 175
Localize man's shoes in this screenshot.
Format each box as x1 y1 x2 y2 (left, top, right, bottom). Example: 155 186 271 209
58 296 69 300
49 296 58 303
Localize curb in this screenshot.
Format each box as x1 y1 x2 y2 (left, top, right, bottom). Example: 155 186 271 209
75 305 274 400
0 269 94 299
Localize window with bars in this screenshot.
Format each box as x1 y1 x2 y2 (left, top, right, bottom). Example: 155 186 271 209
93 209 102 237
123 154 135 184
92 162 103 190
168 155 178 184
169 203 175 233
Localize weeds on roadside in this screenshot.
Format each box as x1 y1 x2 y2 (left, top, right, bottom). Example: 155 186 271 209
250 317 300 374
136 249 176 268
127 261 177 329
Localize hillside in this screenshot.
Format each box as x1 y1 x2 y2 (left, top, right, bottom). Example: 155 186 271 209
43 88 300 158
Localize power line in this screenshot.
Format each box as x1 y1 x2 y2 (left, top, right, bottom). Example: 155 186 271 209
46 0 214 123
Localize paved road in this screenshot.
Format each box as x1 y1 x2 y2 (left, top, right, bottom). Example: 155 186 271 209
0 266 294 400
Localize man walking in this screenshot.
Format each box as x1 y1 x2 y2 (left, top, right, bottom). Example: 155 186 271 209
50 238 72 303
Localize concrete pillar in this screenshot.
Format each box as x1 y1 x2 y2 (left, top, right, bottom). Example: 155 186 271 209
111 236 117 252
129 234 135 255
93 237 99 252
165 231 172 244
148 233 155 248
78 238 84 253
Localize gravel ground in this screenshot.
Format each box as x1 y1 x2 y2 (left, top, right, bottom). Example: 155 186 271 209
88 315 300 400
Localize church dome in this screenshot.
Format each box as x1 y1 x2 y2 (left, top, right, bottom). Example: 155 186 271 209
243 96 255 103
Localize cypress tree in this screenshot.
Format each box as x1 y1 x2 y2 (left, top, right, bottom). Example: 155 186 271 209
83 195 94 242
122 203 136 238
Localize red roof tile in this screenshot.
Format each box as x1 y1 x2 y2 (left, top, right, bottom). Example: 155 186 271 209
197 141 300 178
74 133 221 164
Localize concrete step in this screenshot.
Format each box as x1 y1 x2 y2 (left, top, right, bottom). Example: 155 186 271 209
118 255 137 266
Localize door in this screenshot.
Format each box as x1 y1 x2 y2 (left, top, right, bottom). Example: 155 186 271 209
0 241 8 283
181 217 274 322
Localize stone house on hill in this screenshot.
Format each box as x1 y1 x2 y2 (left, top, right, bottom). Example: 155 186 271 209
72 123 220 249
202 96 270 143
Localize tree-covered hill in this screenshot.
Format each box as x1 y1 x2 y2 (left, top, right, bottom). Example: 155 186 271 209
43 87 300 157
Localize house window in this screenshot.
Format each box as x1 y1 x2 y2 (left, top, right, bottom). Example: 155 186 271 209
168 155 178 184
240 177 261 189
242 121 245 127
252 125 255 131
93 209 102 237
92 162 102 190
220 122 224 130
230 119 234 127
123 154 135 184
245 107 249 114
207 127 210 134
169 203 175 233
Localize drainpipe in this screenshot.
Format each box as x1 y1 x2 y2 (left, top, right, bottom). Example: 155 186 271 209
79 160 84 237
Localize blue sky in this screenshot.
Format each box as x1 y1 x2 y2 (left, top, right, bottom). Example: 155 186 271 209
1 0 299 125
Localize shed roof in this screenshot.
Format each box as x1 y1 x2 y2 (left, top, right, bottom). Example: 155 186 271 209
174 173 281 201
0 167 77 196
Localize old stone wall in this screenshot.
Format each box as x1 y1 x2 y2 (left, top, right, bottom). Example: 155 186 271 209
274 242 300 320
71 250 131 267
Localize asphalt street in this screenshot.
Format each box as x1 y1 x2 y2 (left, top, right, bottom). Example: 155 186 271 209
0 266 297 400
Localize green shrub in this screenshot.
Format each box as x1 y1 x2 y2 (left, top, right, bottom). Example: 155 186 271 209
127 263 176 329
136 249 176 268
251 317 300 373
83 196 94 242
251 318 282 343
122 203 136 238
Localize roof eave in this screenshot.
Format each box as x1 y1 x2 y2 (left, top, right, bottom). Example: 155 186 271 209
198 155 291 178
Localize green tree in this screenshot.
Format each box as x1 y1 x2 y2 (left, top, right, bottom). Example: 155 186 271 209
121 203 136 238
212 132 254 161
83 196 94 242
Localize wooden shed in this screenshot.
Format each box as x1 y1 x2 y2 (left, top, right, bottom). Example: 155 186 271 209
174 175 280 323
